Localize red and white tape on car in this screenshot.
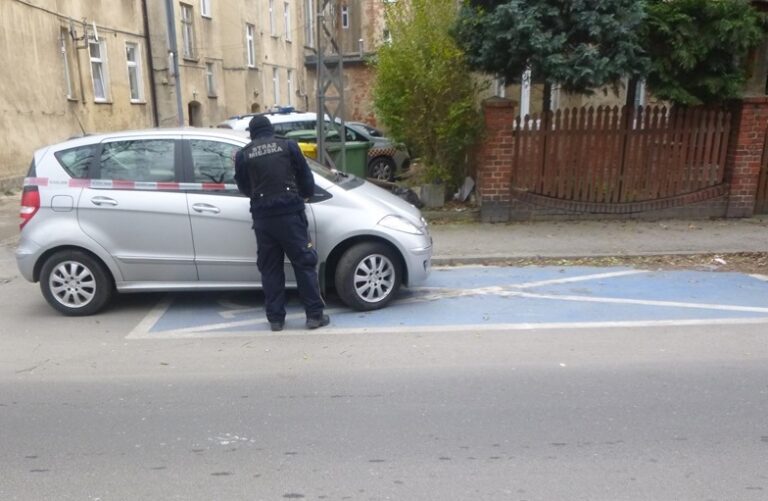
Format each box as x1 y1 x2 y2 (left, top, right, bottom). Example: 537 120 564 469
23 177 238 191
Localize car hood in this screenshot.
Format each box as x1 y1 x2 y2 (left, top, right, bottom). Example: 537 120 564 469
336 178 425 227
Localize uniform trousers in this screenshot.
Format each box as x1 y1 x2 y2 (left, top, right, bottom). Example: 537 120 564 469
252 210 325 322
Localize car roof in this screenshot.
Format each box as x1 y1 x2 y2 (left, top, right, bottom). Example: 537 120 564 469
40 128 248 152
217 111 323 131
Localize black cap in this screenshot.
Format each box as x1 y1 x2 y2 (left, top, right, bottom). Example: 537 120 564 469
248 115 274 139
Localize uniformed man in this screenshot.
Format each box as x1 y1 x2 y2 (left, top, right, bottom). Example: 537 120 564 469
234 114 330 331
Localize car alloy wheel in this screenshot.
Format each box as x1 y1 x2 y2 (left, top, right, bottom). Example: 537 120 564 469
335 242 402 311
40 250 113 316
368 157 395 181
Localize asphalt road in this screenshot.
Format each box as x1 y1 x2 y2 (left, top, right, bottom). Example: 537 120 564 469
2 325 768 500
2 242 768 500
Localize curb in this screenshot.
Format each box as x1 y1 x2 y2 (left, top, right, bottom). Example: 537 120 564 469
431 250 768 267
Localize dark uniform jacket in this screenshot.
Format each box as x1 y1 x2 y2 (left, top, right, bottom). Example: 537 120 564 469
234 132 315 219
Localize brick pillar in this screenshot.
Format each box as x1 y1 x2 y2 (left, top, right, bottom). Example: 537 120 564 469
478 97 517 223
724 96 768 218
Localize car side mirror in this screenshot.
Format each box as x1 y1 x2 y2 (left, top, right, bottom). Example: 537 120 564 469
307 186 332 204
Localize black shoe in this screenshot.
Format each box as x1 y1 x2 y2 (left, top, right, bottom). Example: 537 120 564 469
306 314 330 330
269 321 285 332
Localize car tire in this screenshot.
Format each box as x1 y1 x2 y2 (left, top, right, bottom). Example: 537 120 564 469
368 157 396 181
39 250 113 316
335 242 402 311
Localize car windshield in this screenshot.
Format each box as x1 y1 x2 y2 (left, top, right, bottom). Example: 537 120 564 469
307 157 364 189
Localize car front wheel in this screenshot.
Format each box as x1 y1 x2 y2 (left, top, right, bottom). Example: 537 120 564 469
368 157 396 181
335 242 402 311
39 250 113 316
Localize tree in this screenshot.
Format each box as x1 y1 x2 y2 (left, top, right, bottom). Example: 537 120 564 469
453 0 649 95
373 0 482 186
642 0 765 105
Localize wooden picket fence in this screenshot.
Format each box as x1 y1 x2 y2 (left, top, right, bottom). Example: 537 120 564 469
511 105 732 203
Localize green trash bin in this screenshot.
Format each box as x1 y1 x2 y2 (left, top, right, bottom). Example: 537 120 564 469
325 141 371 178
285 129 371 177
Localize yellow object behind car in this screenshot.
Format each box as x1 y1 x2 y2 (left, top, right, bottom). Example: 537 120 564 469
298 142 317 159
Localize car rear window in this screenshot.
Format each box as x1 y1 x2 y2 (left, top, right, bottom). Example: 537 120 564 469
54 145 97 179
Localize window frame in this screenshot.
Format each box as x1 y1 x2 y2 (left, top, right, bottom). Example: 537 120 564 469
341 6 349 30
284 0 292 40
89 39 110 102
304 0 314 48
125 42 145 103
272 67 280 105
286 69 294 106
246 23 256 68
206 62 217 97
200 0 211 18
269 0 276 36
180 3 196 60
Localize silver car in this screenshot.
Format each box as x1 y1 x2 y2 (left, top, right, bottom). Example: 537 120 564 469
16 128 432 316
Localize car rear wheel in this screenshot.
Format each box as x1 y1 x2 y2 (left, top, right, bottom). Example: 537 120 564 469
335 242 402 311
368 157 396 181
39 250 113 316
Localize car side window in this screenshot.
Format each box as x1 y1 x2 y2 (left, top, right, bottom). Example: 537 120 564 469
55 145 97 179
98 140 175 182
272 123 290 136
345 127 366 142
189 139 239 186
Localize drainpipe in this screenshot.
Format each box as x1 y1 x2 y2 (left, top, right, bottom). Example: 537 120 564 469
141 0 160 126
164 0 185 126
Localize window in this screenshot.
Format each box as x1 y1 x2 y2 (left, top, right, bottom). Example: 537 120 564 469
180 3 196 59
206 62 216 96
200 0 211 18
272 67 280 105
269 0 276 35
55 145 96 178
341 6 349 29
284 1 291 40
89 40 110 102
189 140 239 186
304 0 314 47
98 140 176 182
287 69 294 106
125 42 144 102
246 23 256 67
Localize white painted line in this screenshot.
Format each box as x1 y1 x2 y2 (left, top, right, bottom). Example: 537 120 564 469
125 316 768 340
407 270 648 301
131 306 349 338
125 296 173 339
515 291 768 314
510 269 649 289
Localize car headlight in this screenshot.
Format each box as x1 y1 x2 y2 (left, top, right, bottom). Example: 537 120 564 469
378 215 424 235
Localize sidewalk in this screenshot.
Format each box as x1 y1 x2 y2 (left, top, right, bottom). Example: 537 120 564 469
427 216 768 265
2 192 767 262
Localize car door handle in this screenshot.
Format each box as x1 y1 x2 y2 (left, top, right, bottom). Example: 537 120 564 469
90 196 118 207
191 203 221 214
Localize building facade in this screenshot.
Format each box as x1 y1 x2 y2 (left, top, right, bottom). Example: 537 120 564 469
0 0 155 186
1 0 354 186
145 0 315 129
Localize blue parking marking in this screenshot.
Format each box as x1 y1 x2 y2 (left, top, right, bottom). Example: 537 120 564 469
126 266 768 339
